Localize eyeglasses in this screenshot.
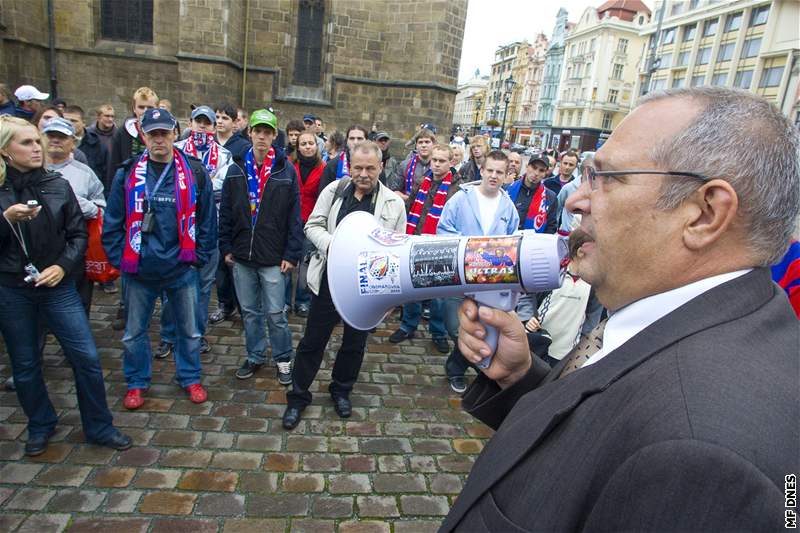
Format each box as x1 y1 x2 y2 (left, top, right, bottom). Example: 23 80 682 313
582 166 712 191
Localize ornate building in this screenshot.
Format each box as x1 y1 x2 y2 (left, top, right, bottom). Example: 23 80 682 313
513 33 548 146
453 70 489 135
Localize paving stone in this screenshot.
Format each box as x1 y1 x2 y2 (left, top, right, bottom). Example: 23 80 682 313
437 454 475 473
178 470 238 492
0 440 25 460
0 486 14 505
150 518 218 533
148 414 190 429
399 495 450 516
377 455 407 472
123 428 155 446
383 423 427 436
430 473 463 494
329 436 359 453
138 491 197 515
48 489 105 512
328 473 373 494
338 520 391 533
286 435 327 452
393 520 441 533
191 416 226 431
373 474 427 493
0 514 26 533
311 495 353 518
151 429 202 447
228 417 268 432
110 412 151 428
137 398 174 412
357 495 401 517
246 494 309 517
5 487 56 510
0 462 43 483
195 493 245 516
170 399 212 415
68 445 117 464
91 466 136 488
68 517 151 533
29 442 74 463
0 423 25 440
361 438 412 454
302 453 342 471
342 454 376 472
103 490 143 513
36 465 92 487
203 431 235 449
287 519 335 533
211 451 262 470
412 439 452 454
263 452 299 471
115 447 161 466
160 449 213 467
222 518 287 533
282 473 325 492
409 455 438 473
16 513 71 533
236 434 282 452
132 468 182 489
238 472 279 493
345 421 381 436
452 438 484 454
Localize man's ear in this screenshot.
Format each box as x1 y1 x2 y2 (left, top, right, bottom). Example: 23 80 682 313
682 179 739 251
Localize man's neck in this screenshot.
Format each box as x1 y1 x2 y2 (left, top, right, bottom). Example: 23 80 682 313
524 176 539 189
96 122 113 133
217 130 233 144
254 149 268 166
150 152 174 164
475 156 485 166
353 187 373 201
432 171 447 182
477 184 499 198
48 154 69 166
560 174 571 183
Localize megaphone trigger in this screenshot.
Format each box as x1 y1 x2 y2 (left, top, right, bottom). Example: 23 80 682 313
468 290 521 369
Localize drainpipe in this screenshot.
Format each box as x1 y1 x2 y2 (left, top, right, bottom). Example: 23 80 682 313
47 0 58 98
241 0 251 107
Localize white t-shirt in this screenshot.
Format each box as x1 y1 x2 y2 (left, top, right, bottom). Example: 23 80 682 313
475 188 501 235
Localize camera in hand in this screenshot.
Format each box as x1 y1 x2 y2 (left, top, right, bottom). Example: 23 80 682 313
23 263 41 284
27 200 38 208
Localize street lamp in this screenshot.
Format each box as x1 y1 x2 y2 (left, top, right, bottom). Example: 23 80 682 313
473 97 483 135
500 75 516 148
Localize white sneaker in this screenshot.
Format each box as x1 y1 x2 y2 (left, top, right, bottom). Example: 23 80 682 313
277 360 292 386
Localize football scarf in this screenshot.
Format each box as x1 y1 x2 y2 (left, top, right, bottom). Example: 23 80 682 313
182 131 219 175
406 170 452 235
508 180 548 232
335 150 349 180
404 154 419 195
245 146 276 227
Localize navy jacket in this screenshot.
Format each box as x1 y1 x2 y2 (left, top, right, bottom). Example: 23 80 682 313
77 129 109 186
103 154 216 282
222 131 252 162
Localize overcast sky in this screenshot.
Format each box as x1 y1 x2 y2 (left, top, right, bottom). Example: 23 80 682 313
458 0 654 83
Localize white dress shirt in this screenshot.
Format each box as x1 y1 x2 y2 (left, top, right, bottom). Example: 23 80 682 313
583 269 752 368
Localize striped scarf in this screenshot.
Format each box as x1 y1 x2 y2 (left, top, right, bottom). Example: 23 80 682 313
404 154 419 195
508 179 548 232
406 170 452 235
335 150 349 180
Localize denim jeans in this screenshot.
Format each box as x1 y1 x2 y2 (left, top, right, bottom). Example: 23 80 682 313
284 237 313 309
232 262 294 364
161 248 219 343
442 296 478 378
122 269 201 389
400 299 448 340
0 282 116 442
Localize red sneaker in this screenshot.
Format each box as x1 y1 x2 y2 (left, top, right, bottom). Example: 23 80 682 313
123 389 146 410
185 383 207 404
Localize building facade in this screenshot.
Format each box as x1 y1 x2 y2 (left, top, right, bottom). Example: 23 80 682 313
635 0 800 123
0 0 467 141
551 0 651 153
453 70 489 135
531 8 574 150
512 33 549 146
484 41 529 146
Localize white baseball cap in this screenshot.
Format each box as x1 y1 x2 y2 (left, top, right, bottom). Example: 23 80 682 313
14 85 49 102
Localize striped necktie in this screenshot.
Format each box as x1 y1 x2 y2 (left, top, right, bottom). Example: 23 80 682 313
558 318 608 378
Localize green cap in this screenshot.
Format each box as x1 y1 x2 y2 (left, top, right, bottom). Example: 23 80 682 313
249 108 278 131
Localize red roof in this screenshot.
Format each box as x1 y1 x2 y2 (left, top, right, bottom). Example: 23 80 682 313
597 0 652 15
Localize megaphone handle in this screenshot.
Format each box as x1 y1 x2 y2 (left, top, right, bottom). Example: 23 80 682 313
467 291 520 370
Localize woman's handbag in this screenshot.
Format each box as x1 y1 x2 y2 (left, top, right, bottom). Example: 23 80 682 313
84 209 120 284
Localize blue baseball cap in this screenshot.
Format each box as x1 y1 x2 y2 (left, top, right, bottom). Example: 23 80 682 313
191 105 216 124
42 117 75 137
303 114 316 123
140 108 177 133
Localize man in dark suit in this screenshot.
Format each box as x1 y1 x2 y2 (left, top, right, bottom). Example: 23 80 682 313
441 87 799 532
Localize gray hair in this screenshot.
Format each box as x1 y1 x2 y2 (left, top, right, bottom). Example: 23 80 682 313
351 140 383 162
638 86 800 265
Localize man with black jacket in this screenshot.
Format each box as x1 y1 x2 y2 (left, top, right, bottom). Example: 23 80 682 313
103 108 216 410
63 105 108 187
219 109 303 385
316 125 369 195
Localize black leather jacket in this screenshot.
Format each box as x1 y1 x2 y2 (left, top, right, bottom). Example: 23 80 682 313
0 166 87 287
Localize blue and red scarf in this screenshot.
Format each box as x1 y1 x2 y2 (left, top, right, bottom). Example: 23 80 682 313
404 154 419 195
772 240 800 318
508 180 548 232
182 131 219 176
406 170 452 235
335 150 349 180
122 149 197 273
245 147 276 226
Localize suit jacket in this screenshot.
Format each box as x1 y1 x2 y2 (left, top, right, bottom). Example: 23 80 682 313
441 268 798 532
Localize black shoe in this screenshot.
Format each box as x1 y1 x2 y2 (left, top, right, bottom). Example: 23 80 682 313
433 337 450 354
4 376 14 391
101 282 118 294
92 430 133 451
389 329 414 343
294 305 309 318
236 360 263 380
25 429 56 456
282 406 303 430
154 342 173 360
448 376 467 394
209 307 233 325
332 395 352 418
276 360 293 386
199 337 211 354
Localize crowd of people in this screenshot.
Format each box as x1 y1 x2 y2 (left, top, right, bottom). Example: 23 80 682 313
1 80 797 461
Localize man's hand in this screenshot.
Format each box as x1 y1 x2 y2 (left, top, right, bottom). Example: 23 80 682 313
224 253 235 266
34 265 66 288
280 260 295 273
525 317 541 332
458 299 532 389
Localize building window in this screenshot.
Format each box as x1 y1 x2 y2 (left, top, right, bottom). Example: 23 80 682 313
696 47 712 65
617 38 629 54
711 72 728 85
672 76 685 88
661 28 675 45
590 38 596 52
659 52 672 69
568 111 574 125
602 113 613 130
611 64 624 79
670 2 683 16
691 74 705 87
734 69 753 89
742 38 761 58
576 110 583 125
724 12 742 32
689 0 700 9
717 43 735 62
759 66 784 88
677 50 691 66
749 5 770 26
100 0 153 43
703 19 719 37
682 24 696 41
293 0 325 86
608 89 619 103
650 78 667 91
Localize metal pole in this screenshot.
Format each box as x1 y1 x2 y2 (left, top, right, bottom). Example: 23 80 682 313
47 0 57 98
500 98 509 147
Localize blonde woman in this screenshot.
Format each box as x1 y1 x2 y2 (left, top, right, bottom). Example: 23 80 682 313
0 116 131 456
457 134 488 182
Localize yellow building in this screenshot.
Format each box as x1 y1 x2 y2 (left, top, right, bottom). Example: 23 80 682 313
635 0 800 121
485 41 529 146
552 0 652 153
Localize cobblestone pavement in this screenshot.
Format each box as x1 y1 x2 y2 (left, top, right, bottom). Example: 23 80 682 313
0 290 491 532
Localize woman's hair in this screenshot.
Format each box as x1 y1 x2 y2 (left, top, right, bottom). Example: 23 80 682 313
327 131 345 153
32 105 63 130
297 131 321 164
0 115 39 187
468 135 489 161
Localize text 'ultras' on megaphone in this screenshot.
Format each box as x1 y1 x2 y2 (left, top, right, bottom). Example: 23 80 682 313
327 211 568 369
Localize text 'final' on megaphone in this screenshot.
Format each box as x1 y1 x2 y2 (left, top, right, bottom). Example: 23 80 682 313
327 211 569 369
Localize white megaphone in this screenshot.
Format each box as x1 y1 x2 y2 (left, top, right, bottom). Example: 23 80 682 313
327 211 568 369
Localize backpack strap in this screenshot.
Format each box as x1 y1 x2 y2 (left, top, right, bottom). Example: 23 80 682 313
333 177 351 201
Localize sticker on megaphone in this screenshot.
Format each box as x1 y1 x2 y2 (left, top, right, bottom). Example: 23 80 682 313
328 212 567 369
